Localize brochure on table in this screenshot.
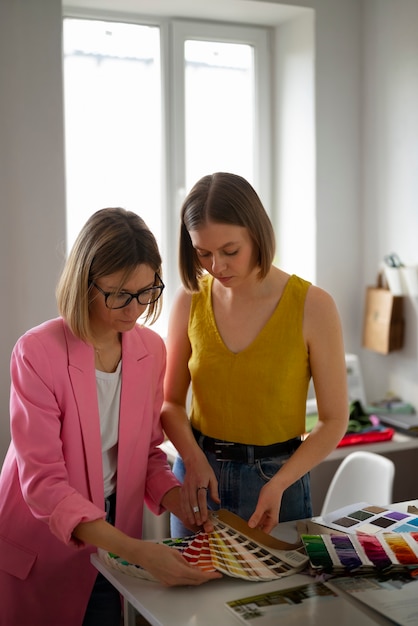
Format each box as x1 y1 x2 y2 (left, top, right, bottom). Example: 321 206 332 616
328 574 418 626
225 578 387 625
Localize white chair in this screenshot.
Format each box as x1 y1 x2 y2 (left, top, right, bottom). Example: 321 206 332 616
320 450 395 515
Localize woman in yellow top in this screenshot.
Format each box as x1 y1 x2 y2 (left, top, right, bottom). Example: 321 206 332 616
161 172 349 537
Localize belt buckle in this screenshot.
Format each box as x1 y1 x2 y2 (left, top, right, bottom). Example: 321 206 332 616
214 441 235 461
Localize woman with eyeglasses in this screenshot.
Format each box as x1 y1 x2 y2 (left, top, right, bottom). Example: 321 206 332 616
161 172 349 538
0 208 221 626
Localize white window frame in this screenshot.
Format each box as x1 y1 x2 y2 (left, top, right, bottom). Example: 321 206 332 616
62 10 273 333
163 19 272 307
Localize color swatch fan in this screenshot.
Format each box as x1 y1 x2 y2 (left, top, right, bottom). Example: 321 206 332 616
98 509 309 582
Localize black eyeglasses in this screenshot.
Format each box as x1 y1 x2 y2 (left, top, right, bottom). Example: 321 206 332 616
91 274 165 309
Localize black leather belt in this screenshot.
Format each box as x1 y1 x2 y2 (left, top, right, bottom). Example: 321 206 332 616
192 427 301 462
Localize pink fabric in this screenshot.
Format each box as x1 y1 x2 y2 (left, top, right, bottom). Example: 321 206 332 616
0 318 180 626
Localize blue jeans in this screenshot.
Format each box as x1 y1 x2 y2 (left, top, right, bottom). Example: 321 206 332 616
170 443 312 538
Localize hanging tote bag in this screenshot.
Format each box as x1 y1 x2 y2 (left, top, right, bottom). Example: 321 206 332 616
362 274 404 354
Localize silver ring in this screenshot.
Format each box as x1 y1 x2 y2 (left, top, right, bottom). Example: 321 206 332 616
197 486 208 491
192 506 200 514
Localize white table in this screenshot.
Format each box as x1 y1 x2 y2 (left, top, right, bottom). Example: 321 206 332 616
91 500 418 626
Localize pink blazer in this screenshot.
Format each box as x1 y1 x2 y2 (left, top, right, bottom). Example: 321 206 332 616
0 318 179 626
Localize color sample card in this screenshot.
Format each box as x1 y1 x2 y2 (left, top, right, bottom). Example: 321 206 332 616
301 531 418 574
313 502 418 535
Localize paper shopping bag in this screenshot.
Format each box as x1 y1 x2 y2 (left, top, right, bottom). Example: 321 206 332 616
362 286 404 354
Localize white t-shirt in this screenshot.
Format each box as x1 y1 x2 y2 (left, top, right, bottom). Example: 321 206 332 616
96 360 121 497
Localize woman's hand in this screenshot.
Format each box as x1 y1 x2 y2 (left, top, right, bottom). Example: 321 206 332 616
132 541 222 586
181 449 220 532
247 481 283 534
73 517 221 587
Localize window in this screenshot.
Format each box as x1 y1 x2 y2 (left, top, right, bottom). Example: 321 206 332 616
184 39 254 190
63 19 162 247
63 16 271 334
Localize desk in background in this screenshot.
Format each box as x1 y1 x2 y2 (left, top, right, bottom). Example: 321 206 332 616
93 501 418 626
310 432 418 514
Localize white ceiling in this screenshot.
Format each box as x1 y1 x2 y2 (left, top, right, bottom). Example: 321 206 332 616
63 0 309 26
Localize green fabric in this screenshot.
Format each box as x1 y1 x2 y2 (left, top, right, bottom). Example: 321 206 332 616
305 400 376 435
346 400 374 433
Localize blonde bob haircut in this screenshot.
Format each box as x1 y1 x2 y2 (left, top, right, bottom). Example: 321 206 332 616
179 172 276 292
56 207 163 343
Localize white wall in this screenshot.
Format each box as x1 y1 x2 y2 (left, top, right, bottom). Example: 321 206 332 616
360 0 418 404
1 0 418 464
274 12 316 284
275 0 418 408
273 0 362 353
0 0 66 462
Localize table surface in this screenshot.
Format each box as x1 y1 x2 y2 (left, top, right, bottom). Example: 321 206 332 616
91 500 418 626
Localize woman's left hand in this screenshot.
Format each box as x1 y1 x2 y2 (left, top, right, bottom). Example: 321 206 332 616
247 481 282 534
180 450 219 533
161 484 215 534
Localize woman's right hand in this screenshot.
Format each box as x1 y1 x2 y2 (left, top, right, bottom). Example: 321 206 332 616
133 540 222 586
73 517 221 587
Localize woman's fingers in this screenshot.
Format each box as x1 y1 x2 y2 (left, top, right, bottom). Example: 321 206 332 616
142 543 222 586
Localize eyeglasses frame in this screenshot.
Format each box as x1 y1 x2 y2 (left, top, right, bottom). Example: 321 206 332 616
91 274 165 309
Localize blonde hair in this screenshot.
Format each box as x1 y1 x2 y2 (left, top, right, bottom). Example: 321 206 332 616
179 172 276 291
56 208 163 342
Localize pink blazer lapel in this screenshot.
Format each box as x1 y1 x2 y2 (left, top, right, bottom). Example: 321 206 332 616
117 331 153 476
64 326 104 506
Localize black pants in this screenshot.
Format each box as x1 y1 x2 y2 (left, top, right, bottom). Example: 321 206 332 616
83 493 121 626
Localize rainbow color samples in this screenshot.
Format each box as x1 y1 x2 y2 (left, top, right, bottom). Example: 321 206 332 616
301 531 418 575
98 509 309 582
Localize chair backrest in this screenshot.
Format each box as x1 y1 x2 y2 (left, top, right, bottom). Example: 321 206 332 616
320 450 395 515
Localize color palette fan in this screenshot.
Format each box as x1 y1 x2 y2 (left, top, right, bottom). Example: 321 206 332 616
98 509 309 582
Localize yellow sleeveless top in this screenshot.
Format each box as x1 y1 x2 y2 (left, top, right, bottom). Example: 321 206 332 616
188 273 311 445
